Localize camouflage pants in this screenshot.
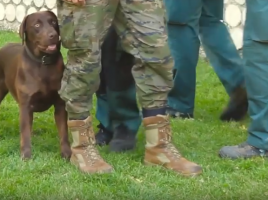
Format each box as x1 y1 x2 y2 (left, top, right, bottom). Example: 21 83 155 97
57 0 174 119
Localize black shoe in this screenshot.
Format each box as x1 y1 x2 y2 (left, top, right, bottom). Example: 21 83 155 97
219 142 268 159
166 108 194 119
220 87 248 122
95 124 113 146
109 124 137 152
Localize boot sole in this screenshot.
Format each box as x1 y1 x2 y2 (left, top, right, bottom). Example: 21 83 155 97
70 156 113 174
143 160 202 177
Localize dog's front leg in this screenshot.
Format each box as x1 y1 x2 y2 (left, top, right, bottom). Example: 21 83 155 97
54 98 71 160
19 104 33 160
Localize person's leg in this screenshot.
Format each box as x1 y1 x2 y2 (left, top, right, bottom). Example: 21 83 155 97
219 0 268 158
56 0 117 173
164 0 203 118
95 68 113 146
97 26 141 151
200 0 247 122
114 0 202 176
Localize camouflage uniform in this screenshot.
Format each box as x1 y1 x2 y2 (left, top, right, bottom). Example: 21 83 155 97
57 0 202 176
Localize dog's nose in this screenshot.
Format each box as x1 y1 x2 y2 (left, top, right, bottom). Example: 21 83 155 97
49 33 56 39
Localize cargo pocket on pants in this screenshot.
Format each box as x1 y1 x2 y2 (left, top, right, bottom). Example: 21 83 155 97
57 0 106 49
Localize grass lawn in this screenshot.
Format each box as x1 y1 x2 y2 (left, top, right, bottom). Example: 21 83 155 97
0 31 267 200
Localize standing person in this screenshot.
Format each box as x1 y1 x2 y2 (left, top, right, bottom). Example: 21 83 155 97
164 0 248 121
219 0 268 158
95 26 141 152
57 0 202 176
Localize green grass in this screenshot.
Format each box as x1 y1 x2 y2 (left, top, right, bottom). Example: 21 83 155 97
0 31 267 200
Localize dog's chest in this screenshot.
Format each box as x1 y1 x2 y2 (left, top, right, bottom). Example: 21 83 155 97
29 90 58 112
27 68 62 112
34 65 62 93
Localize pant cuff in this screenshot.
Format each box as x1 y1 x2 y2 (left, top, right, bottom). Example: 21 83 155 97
68 112 89 120
142 107 166 118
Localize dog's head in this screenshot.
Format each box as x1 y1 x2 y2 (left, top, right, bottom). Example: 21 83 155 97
19 11 60 55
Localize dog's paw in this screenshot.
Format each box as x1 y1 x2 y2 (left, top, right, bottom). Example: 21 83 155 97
21 151 31 161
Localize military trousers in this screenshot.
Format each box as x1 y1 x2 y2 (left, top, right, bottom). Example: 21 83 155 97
57 0 174 119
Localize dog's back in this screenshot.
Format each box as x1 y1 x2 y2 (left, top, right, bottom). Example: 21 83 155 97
0 43 24 102
0 43 23 70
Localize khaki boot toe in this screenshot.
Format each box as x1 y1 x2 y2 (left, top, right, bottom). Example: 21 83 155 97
170 157 202 176
70 152 113 174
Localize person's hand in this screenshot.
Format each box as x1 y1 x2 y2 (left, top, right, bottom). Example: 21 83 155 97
65 0 85 6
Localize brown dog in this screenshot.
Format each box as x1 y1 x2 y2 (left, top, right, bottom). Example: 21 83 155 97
0 11 71 160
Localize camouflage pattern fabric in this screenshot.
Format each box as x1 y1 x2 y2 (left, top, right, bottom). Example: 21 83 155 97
57 0 174 119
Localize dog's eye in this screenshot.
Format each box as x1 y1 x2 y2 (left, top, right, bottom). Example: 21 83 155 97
34 24 40 28
52 21 57 25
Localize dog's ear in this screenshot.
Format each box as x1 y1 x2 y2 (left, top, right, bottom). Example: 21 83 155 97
19 15 28 45
46 10 60 35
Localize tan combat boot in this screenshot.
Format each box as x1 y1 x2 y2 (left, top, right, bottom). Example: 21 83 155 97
143 115 202 176
68 116 113 173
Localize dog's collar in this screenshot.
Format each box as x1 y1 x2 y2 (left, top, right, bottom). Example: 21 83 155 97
24 44 60 65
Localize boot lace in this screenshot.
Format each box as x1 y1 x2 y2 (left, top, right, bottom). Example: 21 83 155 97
83 130 103 165
159 123 182 159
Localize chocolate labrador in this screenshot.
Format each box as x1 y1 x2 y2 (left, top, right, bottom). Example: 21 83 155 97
0 11 71 160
